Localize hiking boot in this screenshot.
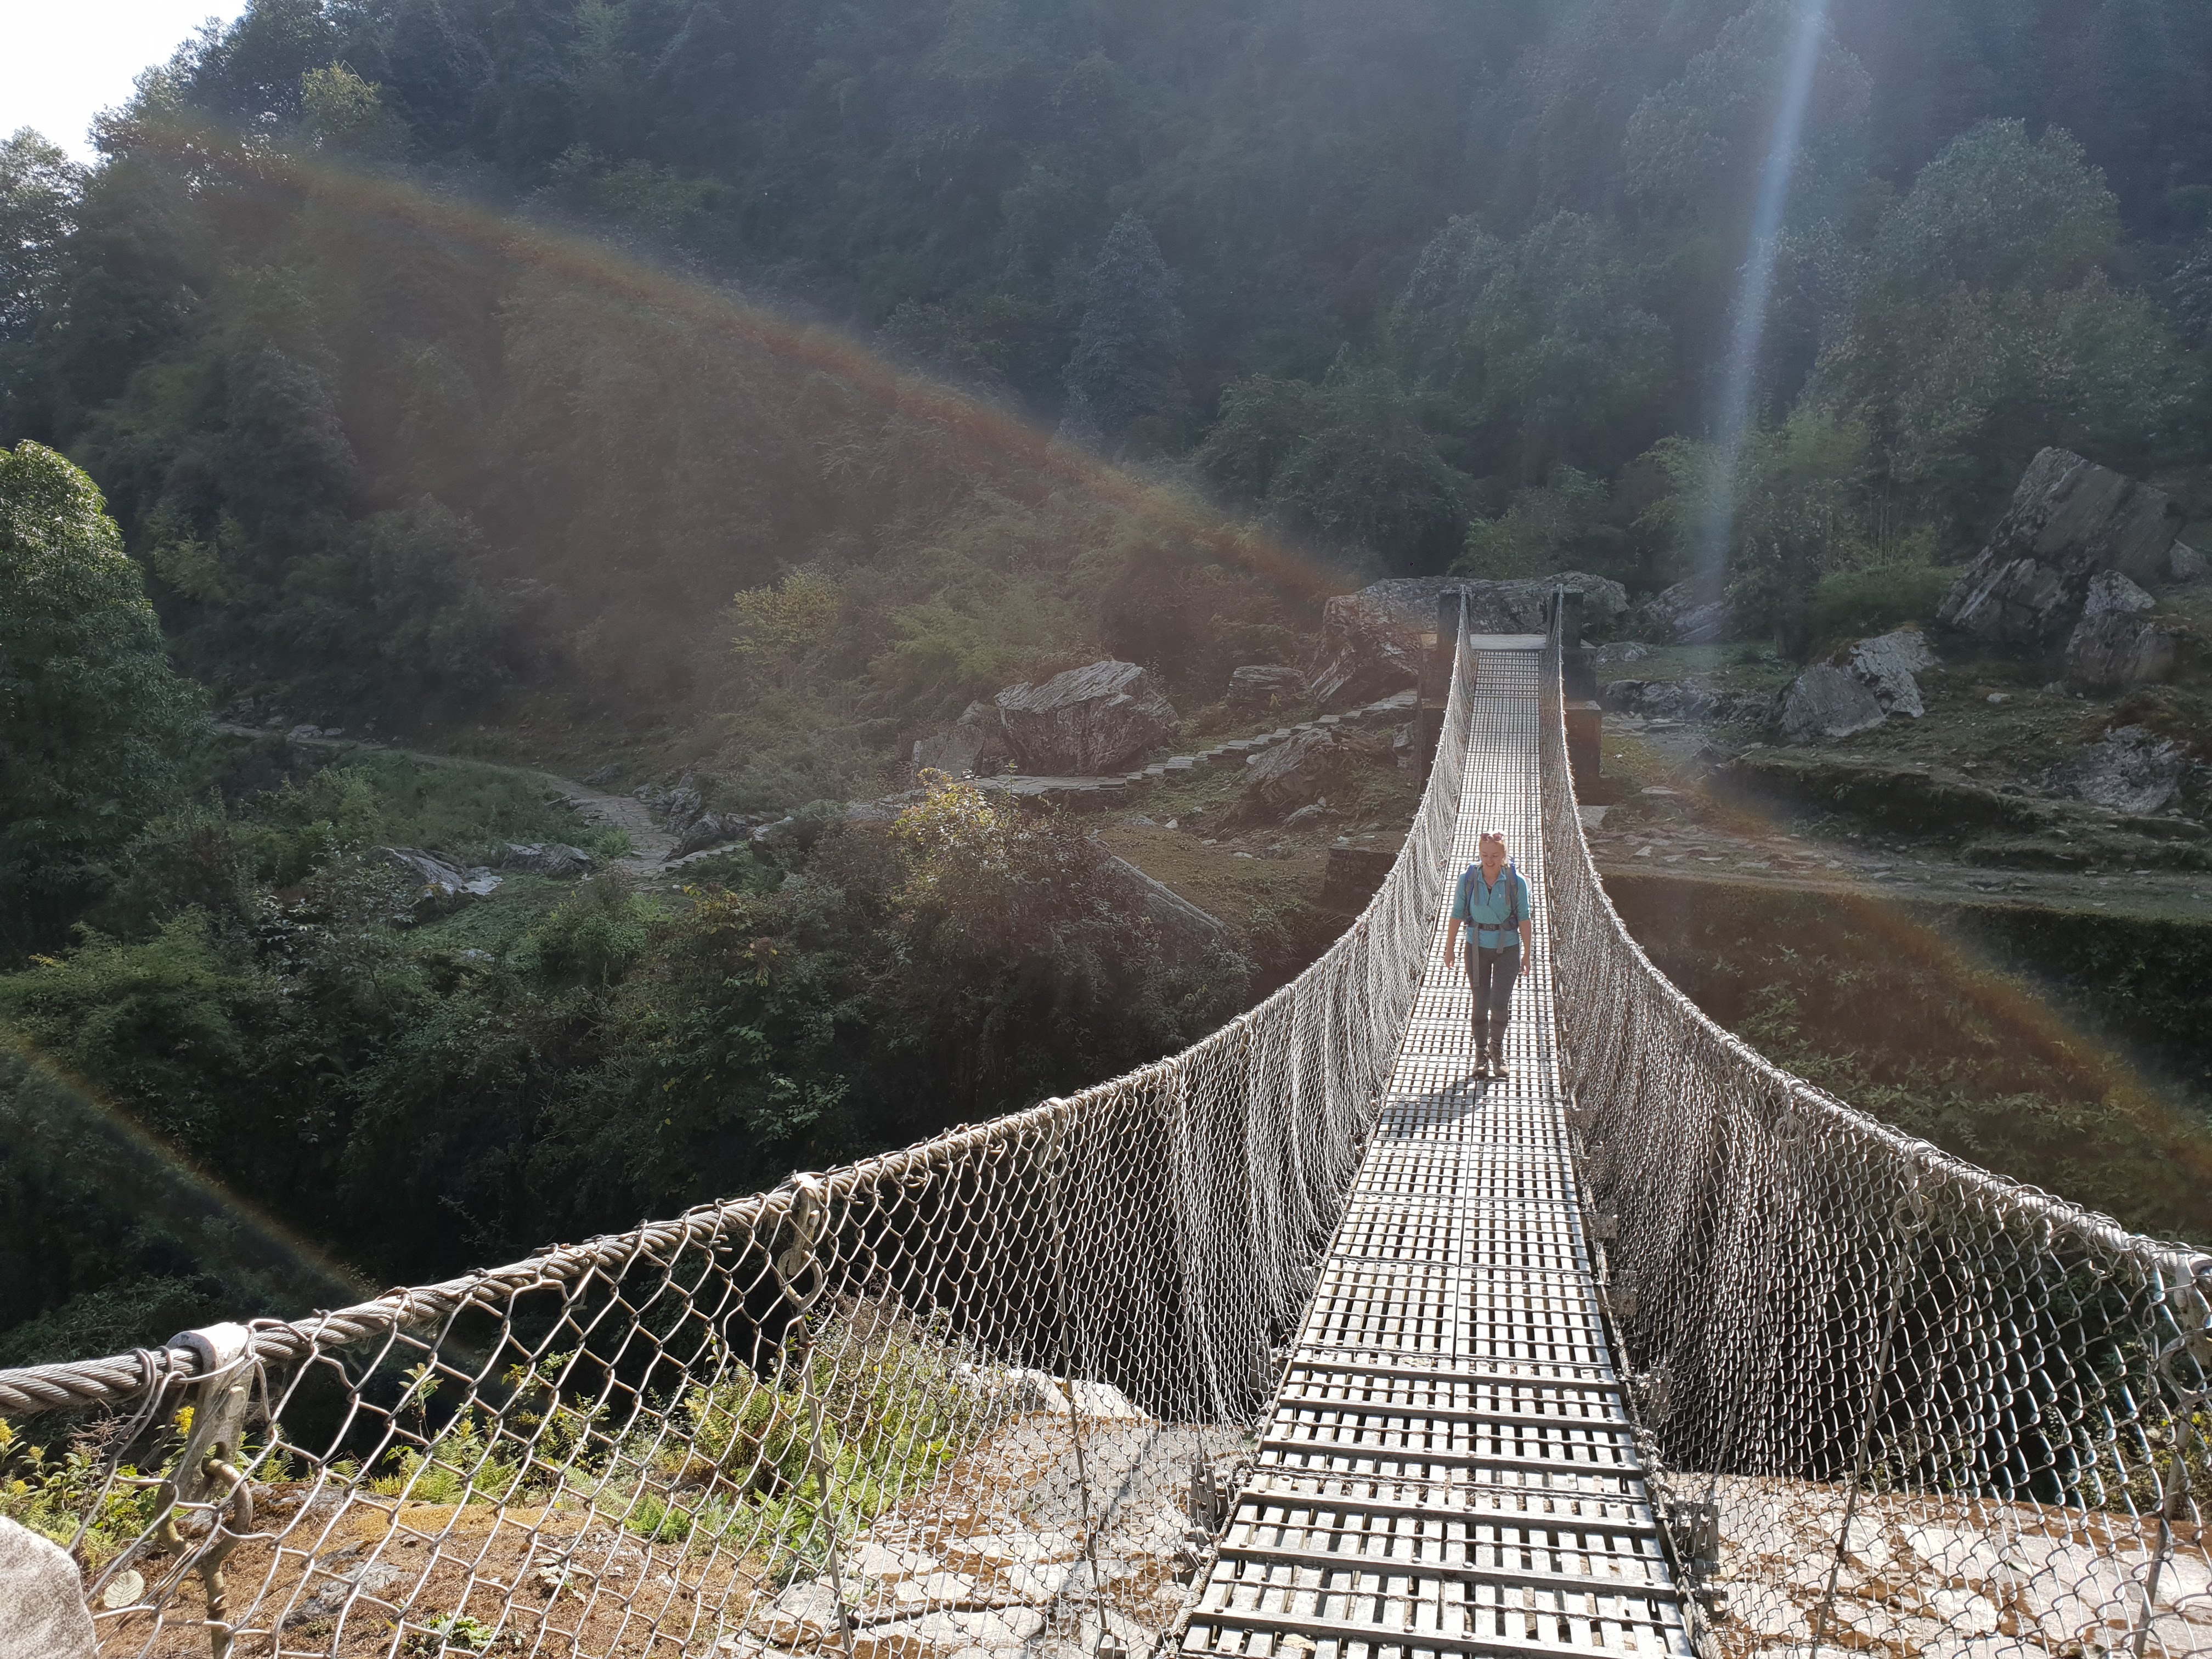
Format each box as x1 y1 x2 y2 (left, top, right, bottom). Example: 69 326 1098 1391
1489 1049 1509 1077
1469 1053 1492 1082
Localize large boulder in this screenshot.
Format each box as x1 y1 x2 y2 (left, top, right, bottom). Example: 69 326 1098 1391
373 846 503 911
1234 727 1392 821
635 774 706 832
1598 679 1762 723
1778 665 1885 742
2171 542 2207 584
1644 581 1734 645
0 1518 95 1659
1842 629 1939 718
2062 572 2179 691
1463 571 1629 634
2064 618 2180 693
500 841 598 876
670 812 755 856
1305 573 1629 704
1938 449 2183 644
2062 725 2188 815
1226 664 1308 713
995 661 1176 774
913 701 1012 776
1305 590 1424 704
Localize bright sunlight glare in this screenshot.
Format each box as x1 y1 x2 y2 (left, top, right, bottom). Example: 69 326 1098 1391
1692 0 1833 598
1 0 247 162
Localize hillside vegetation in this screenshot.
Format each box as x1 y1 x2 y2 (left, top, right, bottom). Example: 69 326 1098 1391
4 0 2212 1359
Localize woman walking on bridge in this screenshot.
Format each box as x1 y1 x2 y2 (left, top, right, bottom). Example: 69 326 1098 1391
1444 830 1532 1080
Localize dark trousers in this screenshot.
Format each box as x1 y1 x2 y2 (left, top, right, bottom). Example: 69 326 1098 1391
1465 941 1520 1056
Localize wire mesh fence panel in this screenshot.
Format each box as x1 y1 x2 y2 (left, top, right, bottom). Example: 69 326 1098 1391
0 634 1479 1659
11 606 2210 1659
1537 629 2212 1658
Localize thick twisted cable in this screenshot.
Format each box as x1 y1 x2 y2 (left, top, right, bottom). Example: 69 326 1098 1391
0 635 1473 1423
1532 619 2211 1289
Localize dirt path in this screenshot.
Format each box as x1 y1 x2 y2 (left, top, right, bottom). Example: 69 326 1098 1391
212 723 679 866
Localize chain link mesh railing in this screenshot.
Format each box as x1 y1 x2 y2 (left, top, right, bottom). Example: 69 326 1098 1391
1538 625 2212 1658
0 625 1480 1659
11 608 2211 1659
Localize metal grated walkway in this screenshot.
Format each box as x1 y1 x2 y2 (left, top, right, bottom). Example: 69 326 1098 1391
1180 645 1695 1659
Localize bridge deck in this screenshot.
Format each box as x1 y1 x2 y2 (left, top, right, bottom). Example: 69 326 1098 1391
1180 647 1695 1659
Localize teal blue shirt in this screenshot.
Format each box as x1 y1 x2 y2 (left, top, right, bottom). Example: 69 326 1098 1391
1452 862 1531 951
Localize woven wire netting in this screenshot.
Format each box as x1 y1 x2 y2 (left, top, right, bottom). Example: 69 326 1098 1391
9 612 2211 1659
1538 631 2212 1657
0 631 1480 1659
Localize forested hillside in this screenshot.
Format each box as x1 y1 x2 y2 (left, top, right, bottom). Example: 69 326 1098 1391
5 0 2212 1362
7 0 2212 725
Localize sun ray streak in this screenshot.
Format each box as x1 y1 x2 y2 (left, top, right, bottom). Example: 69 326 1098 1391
1692 0 1833 596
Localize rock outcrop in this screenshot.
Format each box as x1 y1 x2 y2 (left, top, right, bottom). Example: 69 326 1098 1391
499 841 598 876
635 775 706 832
995 661 1176 774
1305 573 1629 704
1644 582 1734 645
373 847 503 911
1305 591 1424 704
0 1517 95 1659
1938 448 2183 644
1778 665 1885 742
2172 542 2207 584
1599 679 1763 723
1226 664 1308 711
671 812 754 856
2062 571 2179 691
2063 726 2188 815
1842 629 1939 718
1233 726 1392 821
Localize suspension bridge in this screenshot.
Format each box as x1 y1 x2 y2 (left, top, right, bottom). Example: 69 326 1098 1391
1 612 2206 1659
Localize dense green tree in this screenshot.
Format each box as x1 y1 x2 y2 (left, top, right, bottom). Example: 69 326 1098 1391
0 131 78 343
1809 120 2198 527
1060 212 1188 455
1455 467 1617 579
1640 411 1883 635
1623 0 1872 233
0 442 204 955
1391 212 1672 479
0 131 84 438
1195 366 1470 571
1862 121 2120 300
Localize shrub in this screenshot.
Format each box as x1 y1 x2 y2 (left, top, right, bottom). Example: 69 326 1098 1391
685 1376 814 1496
1782 562 1959 659
532 874 653 986
0 1415 171 1563
1455 467 1620 580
